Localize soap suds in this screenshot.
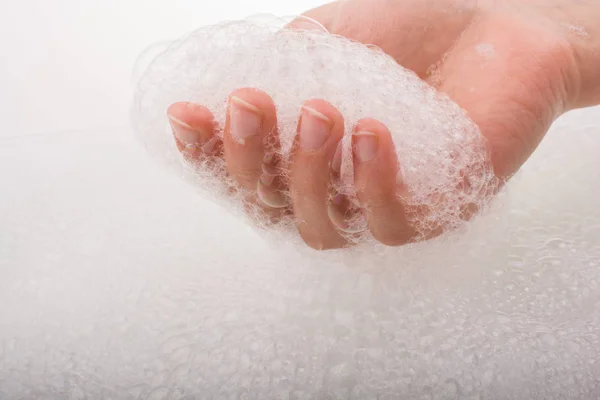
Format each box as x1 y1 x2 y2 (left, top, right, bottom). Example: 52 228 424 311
1 111 599 398
1 16 599 400
132 18 499 243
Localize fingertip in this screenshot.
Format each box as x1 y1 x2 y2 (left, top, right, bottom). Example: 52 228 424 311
351 118 415 245
352 118 398 187
167 101 216 134
289 98 347 249
301 99 344 133
167 102 219 161
353 118 394 148
224 88 281 192
229 88 277 125
226 88 278 151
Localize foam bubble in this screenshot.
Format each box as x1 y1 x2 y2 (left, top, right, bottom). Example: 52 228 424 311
132 17 499 242
1 16 599 400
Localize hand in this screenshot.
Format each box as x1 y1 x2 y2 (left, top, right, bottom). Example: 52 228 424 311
166 0 597 250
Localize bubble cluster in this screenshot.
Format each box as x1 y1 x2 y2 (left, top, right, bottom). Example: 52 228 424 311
2 16 599 400
1 106 600 400
131 17 499 241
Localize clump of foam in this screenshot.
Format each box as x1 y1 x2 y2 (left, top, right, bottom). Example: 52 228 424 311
1 106 600 399
132 16 499 242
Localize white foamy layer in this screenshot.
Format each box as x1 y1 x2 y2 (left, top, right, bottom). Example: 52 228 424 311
2 14 600 399
0 107 599 399
132 18 498 241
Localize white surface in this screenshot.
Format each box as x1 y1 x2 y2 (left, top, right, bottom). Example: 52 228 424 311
2 0 600 398
0 0 326 138
1 108 599 399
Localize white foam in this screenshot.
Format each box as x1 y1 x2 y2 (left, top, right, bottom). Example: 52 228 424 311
1 17 600 400
132 18 498 242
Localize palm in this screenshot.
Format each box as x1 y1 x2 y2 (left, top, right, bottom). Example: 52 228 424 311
306 0 574 179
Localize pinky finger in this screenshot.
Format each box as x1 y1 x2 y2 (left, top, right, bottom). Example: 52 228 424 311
167 102 222 161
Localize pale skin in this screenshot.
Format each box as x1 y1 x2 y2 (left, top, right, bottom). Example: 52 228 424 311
167 0 600 250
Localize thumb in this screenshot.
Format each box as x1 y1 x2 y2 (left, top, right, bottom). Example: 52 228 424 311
433 17 574 179
295 0 479 80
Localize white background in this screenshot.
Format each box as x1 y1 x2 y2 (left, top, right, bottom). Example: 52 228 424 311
0 0 328 139
1 2 600 397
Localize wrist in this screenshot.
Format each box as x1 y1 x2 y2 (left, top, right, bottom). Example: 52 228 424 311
490 0 600 110
536 0 600 108
567 27 600 108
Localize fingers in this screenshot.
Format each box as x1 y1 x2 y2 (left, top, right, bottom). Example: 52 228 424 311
167 98 420 248
224 89 275 189
223 88 288 209
289 100 347 250
351 118 417 246
167 98 433 249
167 102 221 160
326 141 363 234
169 90 288 216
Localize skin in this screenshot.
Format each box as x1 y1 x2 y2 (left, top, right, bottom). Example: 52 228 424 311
167 0 600 250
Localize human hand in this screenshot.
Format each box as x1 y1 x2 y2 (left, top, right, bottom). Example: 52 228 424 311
166 0 599 250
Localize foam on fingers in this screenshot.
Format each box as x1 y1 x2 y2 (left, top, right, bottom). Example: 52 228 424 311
131 17 499 243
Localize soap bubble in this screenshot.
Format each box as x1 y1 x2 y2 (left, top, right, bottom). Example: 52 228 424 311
1 16 600 400
131 17 499 242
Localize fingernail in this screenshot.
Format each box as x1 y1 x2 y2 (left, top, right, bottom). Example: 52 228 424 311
230 96 262 144
201 136 220 155
260 173 276 187
257 180 288 209
327 198 366 234
299 106 331 150
168 115 204 145
288 17 328 33
353 131 379 162
331 141 343 175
